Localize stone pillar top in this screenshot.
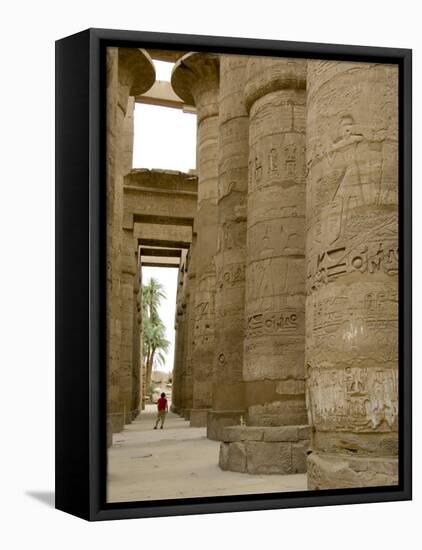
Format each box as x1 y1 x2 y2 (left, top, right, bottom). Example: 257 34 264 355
117 48 156 111
118 48 156 95
244 57 306 112
171 52 220 122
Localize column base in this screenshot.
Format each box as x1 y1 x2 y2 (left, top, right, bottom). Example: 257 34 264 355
307 452 399 490
190 408 210 427
108 413 124 437
107 419 113 448
219 425 311 474
130 409 139 422
181 409 191 421
207 410 246 441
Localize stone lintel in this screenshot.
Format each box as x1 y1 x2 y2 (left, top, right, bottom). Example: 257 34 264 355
147 49 187 63
140 247 182 258
141 262 180 269
138 237 192 249
132 214 194 228
125 169 198 194
135 80 196 112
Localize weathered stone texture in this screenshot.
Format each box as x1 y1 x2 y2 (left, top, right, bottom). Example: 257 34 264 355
171 262 187 413
179 237 196 414
189 409 209 427
219 425 310 474
307 453 398 490
107 49 399 488
207 410 246 441
172 54 220 421
243 57 308 427
208 55 249 439
106 48 155 438
119 228 137 421
219 442 247 473
305 60 399 488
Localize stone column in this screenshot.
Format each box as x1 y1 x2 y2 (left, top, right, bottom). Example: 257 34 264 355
305 61 399 489
172 54 220 427
219 57 310 474
137 263 144 410
180 236 196 419
171 262 186 413
120 228 137 423
106 48 155 442
207 55 249 441
131 253 142 417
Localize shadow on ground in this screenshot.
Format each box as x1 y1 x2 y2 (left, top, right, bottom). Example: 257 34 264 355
26 491 55 508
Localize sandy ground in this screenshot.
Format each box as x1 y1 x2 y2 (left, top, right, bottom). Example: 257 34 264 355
107 405 307 503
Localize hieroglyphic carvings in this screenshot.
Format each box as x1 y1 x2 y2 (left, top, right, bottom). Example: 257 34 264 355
305 60 399 488
242 58 307 431
210 55 249 402
306 364 398 431
172 54 220 419
246 309 301 337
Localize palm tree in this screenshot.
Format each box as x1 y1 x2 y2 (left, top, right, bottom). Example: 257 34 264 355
142 277 166 322
142 278 170 397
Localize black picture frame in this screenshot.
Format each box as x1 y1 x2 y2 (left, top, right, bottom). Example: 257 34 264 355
55 28 412 521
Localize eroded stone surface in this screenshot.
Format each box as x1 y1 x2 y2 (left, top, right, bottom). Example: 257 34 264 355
305 60 399 488
209 56 249 439
189 409 210 427
307 453 398 490
106 48 156 442
243 57 308 428
172 54 220 419
207 410 246 441
107 51 399 490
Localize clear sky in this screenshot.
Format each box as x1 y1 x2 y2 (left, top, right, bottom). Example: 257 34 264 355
135 60 196 373
132 60 197 173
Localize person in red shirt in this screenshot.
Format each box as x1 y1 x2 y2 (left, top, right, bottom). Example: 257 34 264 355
153 392 168 429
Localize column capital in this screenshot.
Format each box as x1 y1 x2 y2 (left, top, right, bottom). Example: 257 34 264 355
171 52 220 122
118 48 156 112
244 57 306 112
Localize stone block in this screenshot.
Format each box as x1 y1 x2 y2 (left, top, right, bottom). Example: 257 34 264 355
207 410 246 441
297 425 312 440
291 441 310 473
241 427 264 441
263 426 299 442
218 442 230 470
307 453 399 490
219 442 247 473
222 426 264 442
246 442 292 475
221 426 243 442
